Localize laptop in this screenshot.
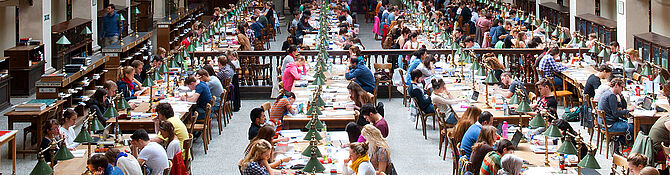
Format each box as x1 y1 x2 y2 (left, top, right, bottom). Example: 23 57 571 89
511 130 523 148
641 96 654 110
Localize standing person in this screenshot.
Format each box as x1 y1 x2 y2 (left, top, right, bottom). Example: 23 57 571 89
475 12 492 44
282 56 304 92
218 50 241 111
598 78 635 150
130 129 169 175
361 125 394 175
248 108 265 140
360 104 389 137
59 109 79 149
86 154 124 175
345 57 375 93
342 142 376 175
181 76 212 120
197 68 224 114
469 126 497 175
101 4 121 47
460 111 494 158
539 46 570 86
105 148 142 175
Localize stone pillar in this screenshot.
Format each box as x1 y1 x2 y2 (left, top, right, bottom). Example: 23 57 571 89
616 0 649 49
19 0 52 70
569 0 594 33
73 0 100 50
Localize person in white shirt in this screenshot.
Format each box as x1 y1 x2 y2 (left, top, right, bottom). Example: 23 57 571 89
158 121 181 160
59 109 79 150
106 148 143 175
131 129 169 175
342 142 376 175
593 82 612 100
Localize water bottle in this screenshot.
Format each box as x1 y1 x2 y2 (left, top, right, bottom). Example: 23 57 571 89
503 101 509 116
502 121 509 139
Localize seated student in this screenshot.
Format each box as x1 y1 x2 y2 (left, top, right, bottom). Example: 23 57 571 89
497 154 523 175
409 69 435 114
105 148 142 175
345 57 375 93
469 125 497 175
464 36 481 49
405 48 427 86
347 82 374 120
598 78 634 149
345 122 363 143
361 125 394 175
484 56 505 83
525 79 558 122
130 129 169 175
342 142 376 175
538 46 569 86
360 104 389 138
480 139 515 175
582 65 612 128
144 47 166 81
460 111 494 159
452 106 483 144
282 45 298 73
182 76 212 120
239 140 284 175
628 153 647 175
650 115 670 163
87 154 124 175
268 91 297 131
216 54 236 81
248 107 265 140
59 109 79 150
40 119 62 163
499 72 527 99
103 80 118 107
131 60 145 84
157 121 180 161
151 103 188 155
87 89 109 125
640 167 660 175
415 55 435 79
245 126 290 169
197 68 223 113
117 66 138 101
431 79 466 124
282 56 304 92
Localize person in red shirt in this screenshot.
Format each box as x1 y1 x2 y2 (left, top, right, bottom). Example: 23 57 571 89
360 103 389 138
181 32 193 48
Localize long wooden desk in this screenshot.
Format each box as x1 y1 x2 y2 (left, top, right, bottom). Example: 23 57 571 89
53 137 133 175
0 130 17 175
4 100 66 152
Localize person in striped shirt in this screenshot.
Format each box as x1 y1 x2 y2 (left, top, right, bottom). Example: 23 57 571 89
480 139 515 175
268 91 297 131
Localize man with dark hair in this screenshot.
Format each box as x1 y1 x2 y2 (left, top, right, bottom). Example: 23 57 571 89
131 60 145 83
151 103 188 156
361 103 389 137
131 129 169 175
490 21 512 46
460 111 494 159
584 65 612 98
181 76 212 120
464 36 480 49
87 154 124 175
345 57 375 93
249 107 265 140
500 72 527 99
101 4 121 47
196 69 223 114
409 69 434 114
598 78 634 150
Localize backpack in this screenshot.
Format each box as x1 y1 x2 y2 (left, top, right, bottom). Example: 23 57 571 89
561 107 580 122
376 102 385 117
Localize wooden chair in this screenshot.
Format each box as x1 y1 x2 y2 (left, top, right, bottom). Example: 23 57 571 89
447 132 460 174
582 94 596 141
596 110 627 158
183 134 193 173
612 154 629 175
23 107 59 151
398 69 409 107
413 97 435 140
186 111 198 157
549 77 574 108
262 102 272 118
373 63 393 102
216 90 226 134
436 108 454 161
193 104 212 154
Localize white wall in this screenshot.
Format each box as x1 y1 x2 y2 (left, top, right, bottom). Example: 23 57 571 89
600 0 617 21
651 0 670 37
51 0 67 24
570 0 595 33
617 0 649 49
0 7 15 57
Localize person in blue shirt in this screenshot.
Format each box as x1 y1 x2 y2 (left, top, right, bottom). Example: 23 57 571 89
249 17 264 38
182 76 212 120
490 21 511 46
88 154 125 175
597 78 635 149
460 111 493 159
101 4 121 47
409 69 434 114
345 57 375 93
405 48 427 86
464 36 480 49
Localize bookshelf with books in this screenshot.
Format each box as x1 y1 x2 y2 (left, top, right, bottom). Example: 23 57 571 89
156 3 204 51
36 54 109 109
514 0 535 16
634 33 670 68
575 14 617 44
51 18 93 70
4 44 45 96
133 0 153 32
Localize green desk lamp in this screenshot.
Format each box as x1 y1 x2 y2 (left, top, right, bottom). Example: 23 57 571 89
542 124 563 165
29 158 53 175
483 70 499 108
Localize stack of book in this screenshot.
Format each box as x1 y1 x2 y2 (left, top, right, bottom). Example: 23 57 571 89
14 99 57 112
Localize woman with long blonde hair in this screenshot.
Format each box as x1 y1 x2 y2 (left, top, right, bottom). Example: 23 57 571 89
239 139 282 175
469 125 497 175
484 55 505 82
361 125 393 175
451 105 482 143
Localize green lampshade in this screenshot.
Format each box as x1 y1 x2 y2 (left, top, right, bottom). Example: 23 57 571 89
529 115 545 128
303 128 322 140
81 27 93 35
588 45 600 54
158 63 169 73
624 58 636 69
515 12 520 19
558 30 567 40
133 7 141 14
306 105 322 115
169 58 180 68
302 157 326 173
475 66 487 76
578 154 601 169
194 39 202 48
546 26 554 36
187 44 196 52
530 18 539 26
143 76 154 87
543 124 563 137
56 35 71 45
523 15 530 22
509 94 520 104
315 96 326 107
117 14 126 21
470 62 481 71
29 159 53 175
103 107 120 119
305 117 325 129
557 139 579 155
301 144 323 157
54 147 74 161
598 48 610 59
116 98 131 110
73 128 93 143
578 40 587 48
654 74 667 84
641 65 653 76
176 53 185 62
551 27 560 37
153 71 163 81
312 76 325 85
568 36 578 45
484 71 499 84
208 29 215 36
91 118 106 131
538 22 546 30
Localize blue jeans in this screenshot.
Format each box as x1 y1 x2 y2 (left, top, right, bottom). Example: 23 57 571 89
196 107 207 120
608 118 634 145
446 113 458 125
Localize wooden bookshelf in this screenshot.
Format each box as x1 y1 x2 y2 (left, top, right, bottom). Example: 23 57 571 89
36 54 109 108
575 14 617 44
133 0 153 32
51 18 93 70
634 33 670 68
101 31 153 82
539 2 569 28
0 57 11 110
156 3 204 51
515 0 536 16
4 44 45 96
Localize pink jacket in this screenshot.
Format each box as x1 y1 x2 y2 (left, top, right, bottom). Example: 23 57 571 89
373 16 381 35
282 62 301 92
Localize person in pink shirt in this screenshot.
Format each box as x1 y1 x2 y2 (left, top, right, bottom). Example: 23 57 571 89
282 56 305 92
295 56 307 75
